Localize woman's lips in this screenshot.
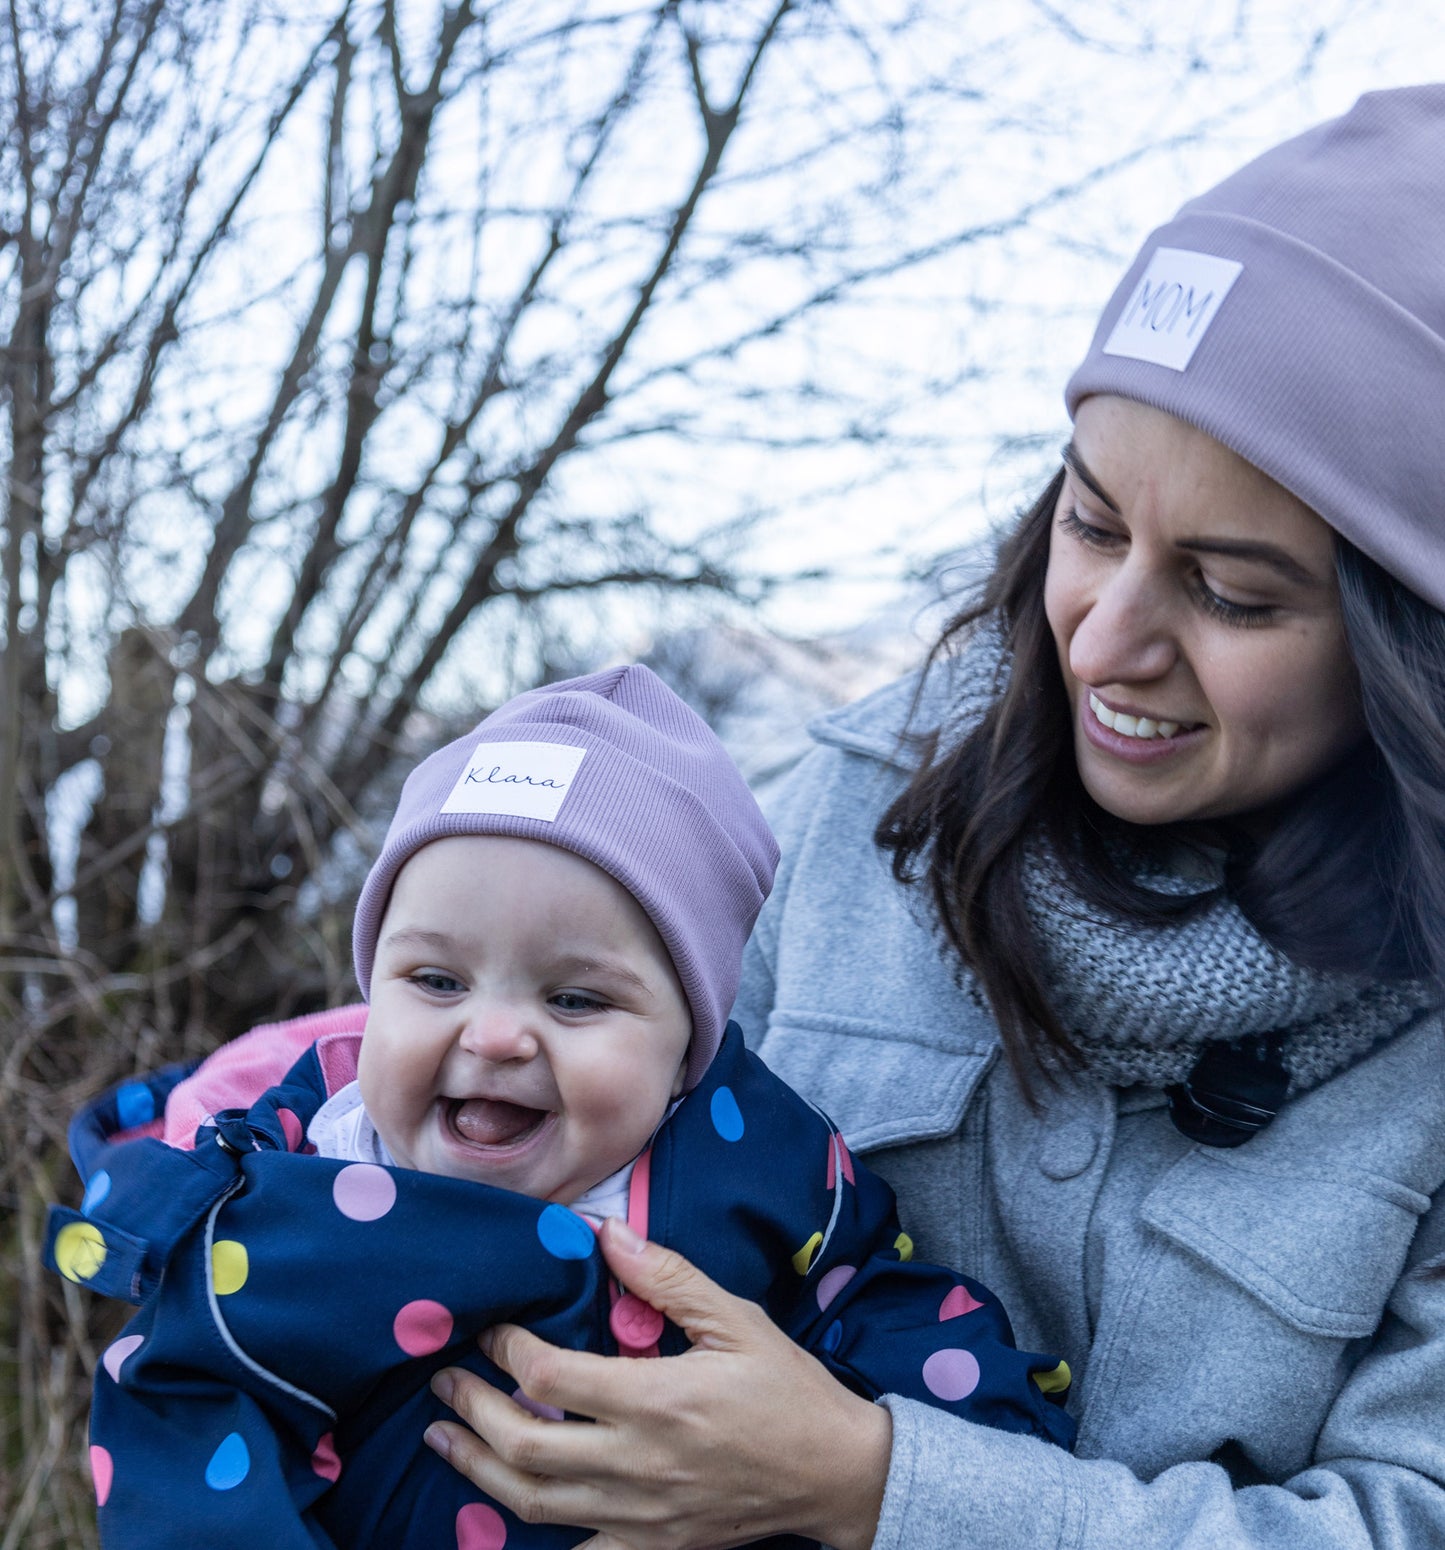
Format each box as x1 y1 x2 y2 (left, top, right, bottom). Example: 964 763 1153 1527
447 1097 550 1148
1081 691 1207 765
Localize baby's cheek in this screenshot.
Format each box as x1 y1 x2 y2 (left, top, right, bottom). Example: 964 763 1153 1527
354 1036 380 1111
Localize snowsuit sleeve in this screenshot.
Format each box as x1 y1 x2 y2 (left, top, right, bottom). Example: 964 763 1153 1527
47 1064 345 1549
647 1026 1075 1452
782 1130 1074 1450
48 1048 601 1550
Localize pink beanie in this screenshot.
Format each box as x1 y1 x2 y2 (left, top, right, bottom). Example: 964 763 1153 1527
352 665 778 1091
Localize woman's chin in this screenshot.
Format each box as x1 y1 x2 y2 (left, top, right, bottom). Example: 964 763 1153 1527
1077 759 1212 828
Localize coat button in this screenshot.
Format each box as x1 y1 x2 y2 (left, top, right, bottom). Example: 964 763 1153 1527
1039 1117 1098 1180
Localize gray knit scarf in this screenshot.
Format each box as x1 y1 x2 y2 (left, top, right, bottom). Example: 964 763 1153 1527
939 621 1438 1095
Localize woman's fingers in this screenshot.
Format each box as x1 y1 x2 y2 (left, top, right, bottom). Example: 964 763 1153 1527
424 1414 613 1531
428 1363 618 1480
595 1216 761 1351
423 1375 627 1532
477 1226 772 1427
478 1319 677 1432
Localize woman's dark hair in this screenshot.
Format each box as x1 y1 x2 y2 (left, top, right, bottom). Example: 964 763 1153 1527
876 468 1445 1085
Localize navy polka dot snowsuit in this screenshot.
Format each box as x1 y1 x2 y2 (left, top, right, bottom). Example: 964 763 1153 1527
48 1021 1074 1548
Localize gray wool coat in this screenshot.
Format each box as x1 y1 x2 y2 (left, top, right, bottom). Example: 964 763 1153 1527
733 675 1445 1550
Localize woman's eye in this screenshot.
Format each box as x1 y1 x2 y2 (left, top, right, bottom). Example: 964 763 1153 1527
411 970 464 994
1058 506 1121 549
1193 578 1276 629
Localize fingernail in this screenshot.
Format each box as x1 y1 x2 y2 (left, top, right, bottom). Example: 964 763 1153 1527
478 1329 494 1357
610 1217 645 1253
431 1371 456 1405
424 1423 451 1459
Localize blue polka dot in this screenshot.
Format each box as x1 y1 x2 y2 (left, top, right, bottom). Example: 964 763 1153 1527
81 1171 112 1216
822 1320 843 1354
116 1082 156 1129
710 1086 744 1142
204 1432 250 1491
536 1203 595 1261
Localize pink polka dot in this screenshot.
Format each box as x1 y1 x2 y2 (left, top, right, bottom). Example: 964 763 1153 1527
277 1107 304 1151
456 1500 508 1550
90 1444 114 1507
311 1431 342 1482
816 1264 857 1312
512 1385 565 1422
939 1285 984 1321
922 1347 981 1402
102 1334 144 1384
333 1162 396 1222
394 1299 454 1356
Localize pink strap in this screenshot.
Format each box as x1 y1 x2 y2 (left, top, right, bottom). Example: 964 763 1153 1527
608 1148 662 1357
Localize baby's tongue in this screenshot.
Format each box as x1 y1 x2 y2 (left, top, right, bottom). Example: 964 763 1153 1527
452 1098 545 1146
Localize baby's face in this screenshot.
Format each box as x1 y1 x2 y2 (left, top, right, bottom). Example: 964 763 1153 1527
359 835 691 1203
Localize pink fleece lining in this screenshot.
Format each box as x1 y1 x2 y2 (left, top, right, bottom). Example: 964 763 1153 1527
160 1005 368 1149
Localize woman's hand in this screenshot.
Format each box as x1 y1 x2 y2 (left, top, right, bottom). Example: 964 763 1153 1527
424 1217 892 1550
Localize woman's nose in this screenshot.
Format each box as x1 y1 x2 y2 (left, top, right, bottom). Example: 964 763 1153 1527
1067 561 1178 688
457 1006 539 1062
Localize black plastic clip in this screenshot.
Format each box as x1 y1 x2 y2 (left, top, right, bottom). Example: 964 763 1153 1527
1166 1034 1288 1148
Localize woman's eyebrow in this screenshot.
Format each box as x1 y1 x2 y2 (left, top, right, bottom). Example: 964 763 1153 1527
1063 439 1324 588
1061 441 1119 512
1175 537 1322 588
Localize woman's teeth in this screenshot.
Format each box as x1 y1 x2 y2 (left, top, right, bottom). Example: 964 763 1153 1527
1089 693 1182 740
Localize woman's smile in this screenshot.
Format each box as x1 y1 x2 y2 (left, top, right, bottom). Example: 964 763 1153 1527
1080 690 1207 766
1086 692 1193 741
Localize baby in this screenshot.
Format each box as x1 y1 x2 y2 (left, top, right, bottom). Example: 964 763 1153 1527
48 665 1073 1550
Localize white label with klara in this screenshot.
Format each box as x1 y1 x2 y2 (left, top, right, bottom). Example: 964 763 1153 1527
441 741 586 822
1102 246 1243 371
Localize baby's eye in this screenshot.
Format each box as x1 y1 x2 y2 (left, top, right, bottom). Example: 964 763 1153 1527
410 970 464 995
550 990 607 1014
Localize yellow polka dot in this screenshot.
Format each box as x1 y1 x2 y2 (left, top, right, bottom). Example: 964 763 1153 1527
212 1239 249 1295
893 1232 913 1262
792 1232 823 1275
1033 1359 1071 1394
55 1221 108 1283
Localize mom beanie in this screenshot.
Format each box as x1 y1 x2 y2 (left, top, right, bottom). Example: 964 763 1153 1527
1066 84 1445 610
351 665 778 1091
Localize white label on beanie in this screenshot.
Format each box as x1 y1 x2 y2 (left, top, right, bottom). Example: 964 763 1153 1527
441 741 586 822
1102 247 1243 371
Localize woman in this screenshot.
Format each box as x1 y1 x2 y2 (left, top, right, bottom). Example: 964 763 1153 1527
424 85 1445 1548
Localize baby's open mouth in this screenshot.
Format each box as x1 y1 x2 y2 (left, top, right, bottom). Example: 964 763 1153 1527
448 1097 550 1147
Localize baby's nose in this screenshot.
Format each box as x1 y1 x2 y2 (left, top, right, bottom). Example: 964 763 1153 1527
458 1006 540 1061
